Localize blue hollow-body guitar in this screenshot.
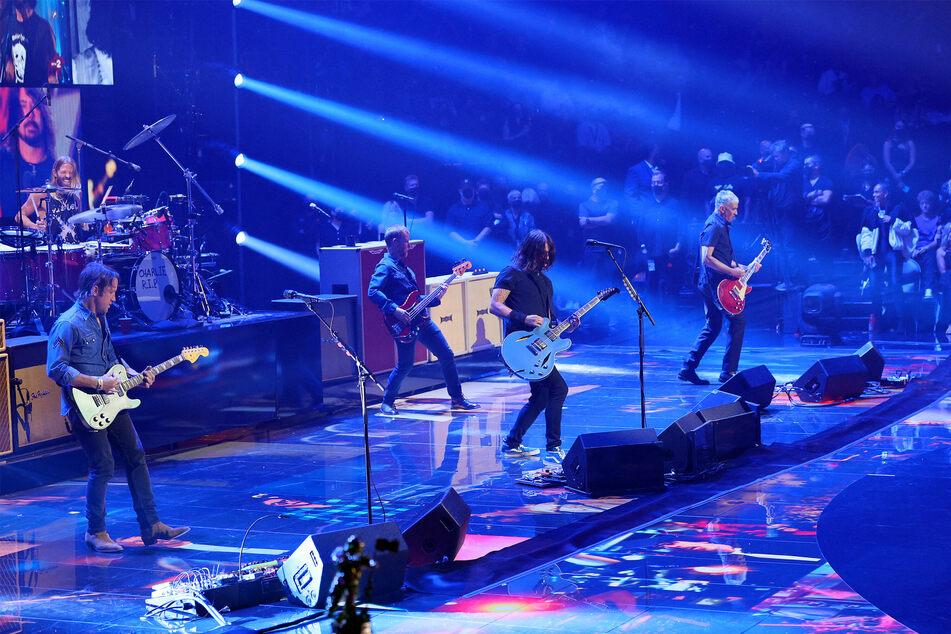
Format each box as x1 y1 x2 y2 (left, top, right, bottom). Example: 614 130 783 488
71 346 208 430
501 288 619 380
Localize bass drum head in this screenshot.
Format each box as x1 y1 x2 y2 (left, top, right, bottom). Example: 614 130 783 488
131 251 180 322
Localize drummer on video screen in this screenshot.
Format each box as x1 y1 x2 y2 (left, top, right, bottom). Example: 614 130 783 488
15 155 82 241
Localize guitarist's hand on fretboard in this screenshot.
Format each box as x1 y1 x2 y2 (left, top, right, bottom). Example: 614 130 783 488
138 366 156 389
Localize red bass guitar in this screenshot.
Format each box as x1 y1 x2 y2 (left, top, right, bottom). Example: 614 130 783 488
383 260 471 343
716 238 772 315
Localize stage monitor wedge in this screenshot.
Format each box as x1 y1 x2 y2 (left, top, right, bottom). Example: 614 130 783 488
854 342 885 382
793 356 868 402
399 488 471 567
661 400 760 474
563 429 665 497
279 522 407 609
719 365 776 409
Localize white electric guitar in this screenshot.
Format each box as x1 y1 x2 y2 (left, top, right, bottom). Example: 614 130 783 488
72 346 209 430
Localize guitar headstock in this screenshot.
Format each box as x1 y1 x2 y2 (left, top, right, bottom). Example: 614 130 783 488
598 287 620 300
181 346 209 363
761 238 772 252
452 260 472 276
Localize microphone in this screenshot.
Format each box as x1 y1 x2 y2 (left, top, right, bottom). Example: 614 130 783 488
308 202 331 218
284 289 323 302
43 84 51 104
129 162 142 172
586 238 625 250
392 192 414 201
65 133 85 147
124 178 135 195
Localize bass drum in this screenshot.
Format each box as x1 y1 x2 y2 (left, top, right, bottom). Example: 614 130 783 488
109 251 181 323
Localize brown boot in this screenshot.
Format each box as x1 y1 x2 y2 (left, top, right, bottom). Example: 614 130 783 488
141 521 190 546
85 531 123 553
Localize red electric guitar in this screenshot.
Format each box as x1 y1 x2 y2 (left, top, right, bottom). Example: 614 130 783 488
716 238 772 315
383 260 471 343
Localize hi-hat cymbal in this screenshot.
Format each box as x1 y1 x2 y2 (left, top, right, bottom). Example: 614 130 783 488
123 114 176 151
68 209 106 224
0 227 44 248
18 186 81 194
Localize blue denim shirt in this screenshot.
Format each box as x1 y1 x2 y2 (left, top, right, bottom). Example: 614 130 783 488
367 253 439 315
47 301 121 415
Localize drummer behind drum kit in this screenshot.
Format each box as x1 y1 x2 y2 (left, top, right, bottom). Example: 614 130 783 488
0 115 234 333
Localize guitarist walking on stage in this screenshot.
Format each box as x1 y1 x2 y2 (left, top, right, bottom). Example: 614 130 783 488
47 262 189 553
678 191 759 386
490 230 578 464
368 225 479 416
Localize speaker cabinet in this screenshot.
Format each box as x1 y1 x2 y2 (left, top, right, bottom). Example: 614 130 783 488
0 354 11 456
854 342 885 382
563 429 665 497
793 356 868 402
279 522 407 609
399 488 471 567
660 401 761 474
693 389 745 412
719 365 776 408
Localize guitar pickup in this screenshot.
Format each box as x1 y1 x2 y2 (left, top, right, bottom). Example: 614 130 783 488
92 395 102 407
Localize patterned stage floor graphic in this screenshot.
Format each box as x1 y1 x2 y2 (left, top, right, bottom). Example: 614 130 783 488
0 340 947 632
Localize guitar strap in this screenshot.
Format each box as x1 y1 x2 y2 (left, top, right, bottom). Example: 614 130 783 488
526 271 553 322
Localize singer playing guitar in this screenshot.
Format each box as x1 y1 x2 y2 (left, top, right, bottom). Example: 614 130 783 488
367 225 479 416
678 190 760 386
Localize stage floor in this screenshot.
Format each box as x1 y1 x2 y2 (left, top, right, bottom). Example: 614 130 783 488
0 337 948 633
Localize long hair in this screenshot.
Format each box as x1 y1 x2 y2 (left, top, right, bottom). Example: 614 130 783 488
512 229 554 273
6 87 55 158
76 262 119 300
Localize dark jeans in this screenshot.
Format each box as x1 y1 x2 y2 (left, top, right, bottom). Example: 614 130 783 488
869 251 904 327
71 410 158 534
383 318 463 405
504 367 567 451
683 282 746 375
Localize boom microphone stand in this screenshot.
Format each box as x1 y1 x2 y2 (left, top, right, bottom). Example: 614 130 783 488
298 295 385 524
603 246 656 429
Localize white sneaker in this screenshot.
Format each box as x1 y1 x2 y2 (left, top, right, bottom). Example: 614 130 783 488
545 447 566 464
502 444 540 457
924 288 934 299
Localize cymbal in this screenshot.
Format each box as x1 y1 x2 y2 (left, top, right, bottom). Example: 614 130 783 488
123 114 176 150
68 209 106 224
18 186 81 194
105 204 142 221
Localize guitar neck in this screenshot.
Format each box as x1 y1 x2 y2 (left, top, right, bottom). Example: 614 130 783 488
410 272 460 319
550 295 603 337
740 247 769 285
118 355 184 392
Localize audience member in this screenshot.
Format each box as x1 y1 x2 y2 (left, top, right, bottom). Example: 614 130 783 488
911 190 941 298
681 147 715 216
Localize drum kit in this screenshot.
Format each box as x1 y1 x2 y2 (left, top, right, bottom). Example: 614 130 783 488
1 115 232 333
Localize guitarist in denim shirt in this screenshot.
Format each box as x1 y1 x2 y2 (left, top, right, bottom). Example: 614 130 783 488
368 225 479 416
46 262 188 553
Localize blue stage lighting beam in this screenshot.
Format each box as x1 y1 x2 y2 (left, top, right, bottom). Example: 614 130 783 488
236 75 587 192
237 232 320 282
235 0 666 131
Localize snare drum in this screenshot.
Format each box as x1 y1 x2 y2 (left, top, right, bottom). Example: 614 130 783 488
133 212 173 252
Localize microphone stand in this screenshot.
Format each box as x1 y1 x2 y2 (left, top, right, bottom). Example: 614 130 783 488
65 134 140 213
605 247 656 429
300 296 385 524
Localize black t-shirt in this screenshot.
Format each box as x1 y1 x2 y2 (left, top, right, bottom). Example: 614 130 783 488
698 212 734 287
493 265 553 334
4 12 57 86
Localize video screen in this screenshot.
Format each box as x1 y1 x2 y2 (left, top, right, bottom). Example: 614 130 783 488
0 86 82 219
1 0 117 87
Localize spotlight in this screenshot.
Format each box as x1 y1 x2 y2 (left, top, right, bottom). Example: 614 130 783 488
233 0 242 6
235 231 247 245
233 72 244 88
234 153 246 167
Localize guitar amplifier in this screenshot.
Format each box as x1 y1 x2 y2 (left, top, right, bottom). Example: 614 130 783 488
425 275 467 362
0 354 12 456
465 273 502 352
